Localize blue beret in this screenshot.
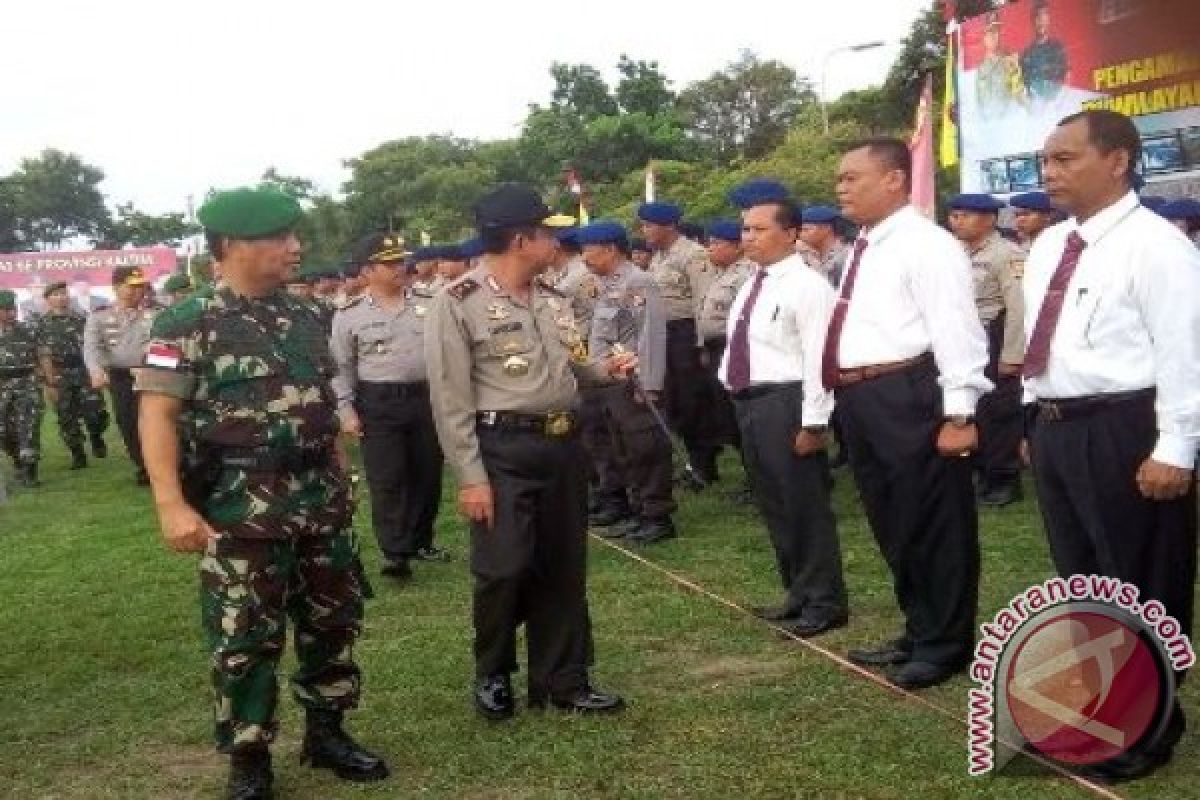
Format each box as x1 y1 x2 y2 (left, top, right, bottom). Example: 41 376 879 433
411 246 439 263
1140 195 1169 213
630 237 650 252
728 179 792 210
637 202 682 225
576 220 629 247
800 205 840 225
438 244 466 261
459 237 484 259
1161 198 1200 220
1007 192 1055 212
706 220 742 243
556 227 580 245
949 193 1003 212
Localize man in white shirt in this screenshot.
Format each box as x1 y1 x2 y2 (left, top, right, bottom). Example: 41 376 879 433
829 138 992 689
720 179 847 638
1024 109 1199 781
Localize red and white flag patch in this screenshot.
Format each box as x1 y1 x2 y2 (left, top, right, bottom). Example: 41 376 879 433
145 343 183 369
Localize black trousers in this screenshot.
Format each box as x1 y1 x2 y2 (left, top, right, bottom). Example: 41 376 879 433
579 387 625 508
108 368 143 470
357 381 443 562
702 336 740 453
837 361 980 665
665 319 719 472
472 427 594 695
735 383 846 620
1030 392 1196 761
976 314 1022 489
595 383 675 520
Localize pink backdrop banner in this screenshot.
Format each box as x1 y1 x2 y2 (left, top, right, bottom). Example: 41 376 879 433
0 247 177 290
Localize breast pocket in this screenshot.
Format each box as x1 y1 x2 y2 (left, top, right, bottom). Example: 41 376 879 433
357 335 391 358
486 327 534 359
591 306 619 341
207 353 278 408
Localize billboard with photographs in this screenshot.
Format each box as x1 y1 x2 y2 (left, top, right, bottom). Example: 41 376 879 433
956 0 1200 194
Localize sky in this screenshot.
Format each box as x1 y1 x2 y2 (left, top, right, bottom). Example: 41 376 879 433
1 0 930 215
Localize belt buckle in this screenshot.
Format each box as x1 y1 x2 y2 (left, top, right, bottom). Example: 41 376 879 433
481 411 497 426
545 411 571 437
1040 402 1062 422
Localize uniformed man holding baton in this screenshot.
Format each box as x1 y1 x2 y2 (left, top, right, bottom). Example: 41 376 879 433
426 183 630 720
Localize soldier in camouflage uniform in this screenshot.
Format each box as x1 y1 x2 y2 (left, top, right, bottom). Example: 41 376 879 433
135 187 388 800
0 290 45 486
36 282 110 468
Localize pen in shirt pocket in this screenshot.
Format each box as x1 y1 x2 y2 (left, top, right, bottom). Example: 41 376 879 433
771 306 779 322
1076 287 1088 305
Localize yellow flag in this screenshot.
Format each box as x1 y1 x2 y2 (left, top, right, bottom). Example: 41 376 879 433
939 24 960 169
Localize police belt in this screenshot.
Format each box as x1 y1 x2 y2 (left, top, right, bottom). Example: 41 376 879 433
0 366 33 378
476 410 577 438
53 355 85 368
216 445 333 473
733 381 804 402
1035 388 1155 424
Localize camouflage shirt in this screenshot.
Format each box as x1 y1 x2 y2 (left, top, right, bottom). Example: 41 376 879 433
34 310 88 365
0 320 40 372
134 285 349 539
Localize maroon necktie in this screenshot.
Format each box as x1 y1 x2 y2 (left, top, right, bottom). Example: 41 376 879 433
725 268 767 392
1022 231 1087 378
820 238 869 390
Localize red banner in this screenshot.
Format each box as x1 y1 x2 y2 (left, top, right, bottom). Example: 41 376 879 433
0 247 177 291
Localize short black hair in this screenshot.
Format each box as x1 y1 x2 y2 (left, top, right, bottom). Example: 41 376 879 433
1057 109 1141 184
481 224 543 255
846 137 912 190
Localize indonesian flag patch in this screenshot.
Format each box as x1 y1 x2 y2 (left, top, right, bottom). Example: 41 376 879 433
145 343 183 370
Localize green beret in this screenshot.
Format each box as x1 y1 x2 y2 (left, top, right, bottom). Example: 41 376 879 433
0 289 15 309
44 281 68 297
198 186 303 238
163 273 192 293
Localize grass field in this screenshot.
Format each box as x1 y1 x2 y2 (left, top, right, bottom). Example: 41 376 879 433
0 419 1196 800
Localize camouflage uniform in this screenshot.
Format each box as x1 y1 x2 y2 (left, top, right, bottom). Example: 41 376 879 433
0 318 43 471
135 284 368 753
35 310 109 452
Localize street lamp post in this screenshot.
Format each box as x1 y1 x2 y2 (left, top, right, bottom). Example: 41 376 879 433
820 40 887 134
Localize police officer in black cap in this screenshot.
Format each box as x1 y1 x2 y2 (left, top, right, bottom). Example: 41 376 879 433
425 183 630 720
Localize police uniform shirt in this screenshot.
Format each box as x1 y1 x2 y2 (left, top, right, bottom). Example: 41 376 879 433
412 276 445 297
648 234 713 321
546 255 588 295
83 304 157 372
717 254 837 426
816 242 850 287
967 231 1026 365
835 205 991 416
425 263 609 486
1022 190 1200 468
587 261 667 392
329 293 427 411
697 258 754 341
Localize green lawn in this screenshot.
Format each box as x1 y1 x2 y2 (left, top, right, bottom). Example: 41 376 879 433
0 418 1195 799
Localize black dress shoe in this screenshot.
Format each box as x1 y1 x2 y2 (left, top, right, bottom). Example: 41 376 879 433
589 505 633 527
886 659 965 690
779 614 848 639
530 686 625 714
751 604 802 622
414 545 451 562
475 674 515 720
978 483 1021 507
847 638 912 667
69 447 88 470
627 517 676 544
596 516 638 539
380 559 412 580
301 710 389 782
91 435 107 458
227 747 273 800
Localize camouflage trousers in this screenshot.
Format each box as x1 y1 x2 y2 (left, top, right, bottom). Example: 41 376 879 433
0 375 43 464
200 527 369 753
54 366 109 450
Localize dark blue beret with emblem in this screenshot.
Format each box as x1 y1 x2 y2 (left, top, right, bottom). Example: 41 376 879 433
728 179 793 210
1007 192 1056 212
706 219 742 243
637 201 683 225
576 220 629 247
800 205 840 225
948 193 1004 212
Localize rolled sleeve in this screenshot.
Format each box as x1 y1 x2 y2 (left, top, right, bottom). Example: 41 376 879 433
425 293 488 486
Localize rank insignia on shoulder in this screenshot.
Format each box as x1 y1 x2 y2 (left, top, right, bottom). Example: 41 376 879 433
535 279 566 297
448 278 480 300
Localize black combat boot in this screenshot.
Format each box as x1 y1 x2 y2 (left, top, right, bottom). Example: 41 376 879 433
301 709 389 782
226 746 273 800
90 433 107 458
16 460 39 488
69 446 88 469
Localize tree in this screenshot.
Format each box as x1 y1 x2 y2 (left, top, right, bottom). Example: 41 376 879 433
826 87 908 135
0 179 28 252
881 1 948 126
679 51 817 165
5 149 110 248
548 63 619 118
615 55 674 115
259 167 316 202
101 203 194 248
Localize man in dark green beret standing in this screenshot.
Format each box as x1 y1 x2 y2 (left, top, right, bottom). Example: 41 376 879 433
36 281 110 468
136 186 388 799
0 289 45 486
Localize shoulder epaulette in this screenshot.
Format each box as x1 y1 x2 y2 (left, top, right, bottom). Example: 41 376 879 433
335 294 364 312
534 278 566 297
447 278 480 301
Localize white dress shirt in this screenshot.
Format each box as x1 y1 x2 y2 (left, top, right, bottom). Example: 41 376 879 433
835 204 991 416
718 253 836 426
1022 190 1200 468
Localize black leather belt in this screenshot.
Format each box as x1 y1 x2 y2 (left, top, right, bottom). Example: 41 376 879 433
216 446 332 472
733 381 803 402
53 356 85 368
477 410 577 437
359 380 428 399
0 367 33 378
1036 388 1155 423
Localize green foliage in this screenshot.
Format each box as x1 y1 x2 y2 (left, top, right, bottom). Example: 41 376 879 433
101 203 196 249
548 62 619 118
615 55 675 115
4 148 110 248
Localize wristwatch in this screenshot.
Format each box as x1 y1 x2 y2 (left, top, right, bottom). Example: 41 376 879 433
945 415 975 428
802 425 829 434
